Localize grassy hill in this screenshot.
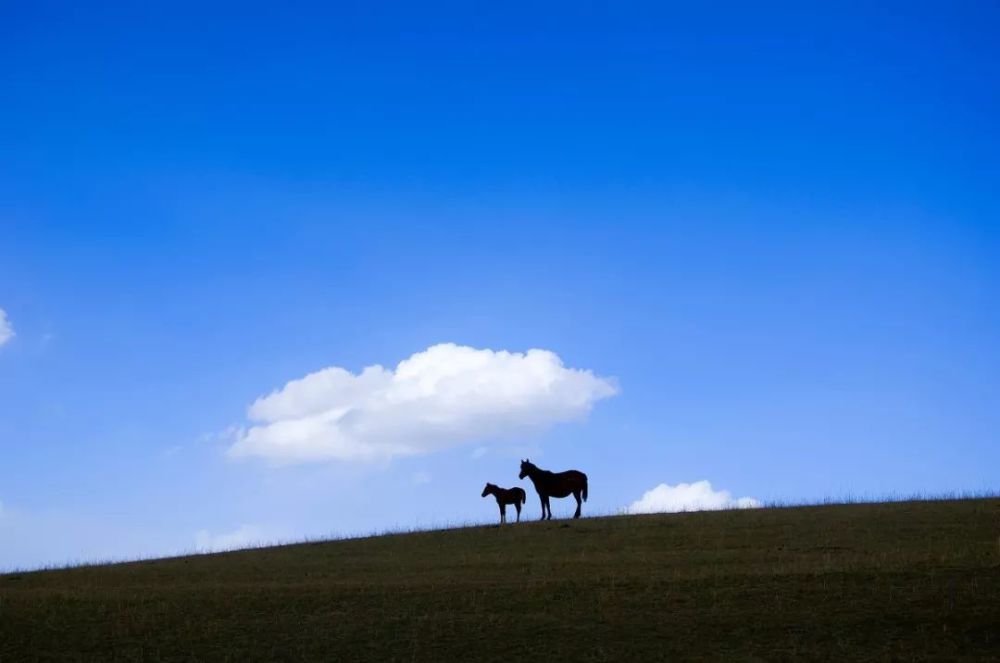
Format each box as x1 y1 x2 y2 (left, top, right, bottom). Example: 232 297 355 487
1 498 998 661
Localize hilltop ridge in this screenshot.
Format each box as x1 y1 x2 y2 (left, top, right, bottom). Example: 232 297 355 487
2 499 998 661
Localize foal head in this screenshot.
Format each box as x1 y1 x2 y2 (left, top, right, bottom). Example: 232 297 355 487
481 483 496 497
518 459 538 479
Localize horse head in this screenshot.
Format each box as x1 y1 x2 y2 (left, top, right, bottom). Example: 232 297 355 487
481 483 494 497
519 459 536 479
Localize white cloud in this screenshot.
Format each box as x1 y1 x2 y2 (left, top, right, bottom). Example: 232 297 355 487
411 471 431 485
0 308 14 347
195 524 266 552
228 343 618 464
627 480 762 514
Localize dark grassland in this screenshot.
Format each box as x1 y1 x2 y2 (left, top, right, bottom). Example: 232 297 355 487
1 499 998 661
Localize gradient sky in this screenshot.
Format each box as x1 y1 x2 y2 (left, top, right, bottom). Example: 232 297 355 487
1 1 998 569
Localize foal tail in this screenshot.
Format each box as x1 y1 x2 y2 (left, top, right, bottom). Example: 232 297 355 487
520 489 526 505
582 475 588 502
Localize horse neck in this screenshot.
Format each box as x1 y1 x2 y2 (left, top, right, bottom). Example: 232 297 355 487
526 467 549 484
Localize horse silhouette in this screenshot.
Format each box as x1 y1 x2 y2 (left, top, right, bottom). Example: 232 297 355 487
518 459 588 520
481 483 526 524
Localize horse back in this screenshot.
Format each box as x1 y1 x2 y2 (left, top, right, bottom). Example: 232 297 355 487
554 469 587 485
541 469 587 497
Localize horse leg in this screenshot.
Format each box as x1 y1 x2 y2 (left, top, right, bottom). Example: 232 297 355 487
545 497 553 520
538 495 546 521
573 490 582 519
515 502 521 522
500 504 506 525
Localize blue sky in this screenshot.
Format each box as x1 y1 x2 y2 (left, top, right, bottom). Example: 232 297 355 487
1 1 998 568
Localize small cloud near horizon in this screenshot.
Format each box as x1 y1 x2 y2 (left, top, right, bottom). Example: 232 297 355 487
627 481 761 514
0 308 14 347
195 524 267 552
227 343 618 465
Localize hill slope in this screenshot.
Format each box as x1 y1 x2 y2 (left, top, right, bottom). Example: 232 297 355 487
1 499 998 661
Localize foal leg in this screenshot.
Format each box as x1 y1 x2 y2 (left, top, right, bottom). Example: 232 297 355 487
573 490 582 519
515 502 521 522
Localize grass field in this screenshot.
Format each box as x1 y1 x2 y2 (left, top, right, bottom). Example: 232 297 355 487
1 498 998 661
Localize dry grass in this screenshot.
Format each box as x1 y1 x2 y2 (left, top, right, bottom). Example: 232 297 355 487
1 498 998 661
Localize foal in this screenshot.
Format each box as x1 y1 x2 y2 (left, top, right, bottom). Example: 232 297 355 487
481 483 527 524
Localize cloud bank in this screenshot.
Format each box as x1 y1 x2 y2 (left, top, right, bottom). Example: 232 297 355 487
0 309 13 347
228 343 617 464
627 481 761 514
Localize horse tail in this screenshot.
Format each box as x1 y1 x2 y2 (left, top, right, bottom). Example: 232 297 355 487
520 488 526 505
582 475 588 502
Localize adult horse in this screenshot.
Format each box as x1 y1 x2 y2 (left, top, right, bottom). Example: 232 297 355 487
518 459 588 520
481 483 526 524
